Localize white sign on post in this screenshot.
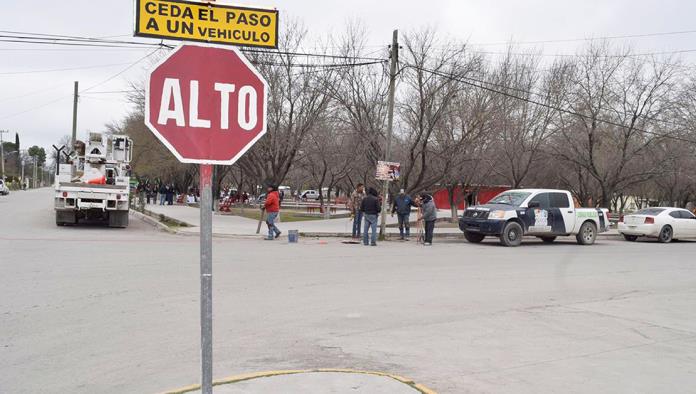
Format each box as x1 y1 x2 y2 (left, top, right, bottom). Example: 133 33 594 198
376 161 401 181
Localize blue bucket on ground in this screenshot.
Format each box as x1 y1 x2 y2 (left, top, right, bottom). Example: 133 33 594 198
288 230 299 243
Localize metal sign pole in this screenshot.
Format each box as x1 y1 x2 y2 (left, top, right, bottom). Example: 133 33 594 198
199 164 213 394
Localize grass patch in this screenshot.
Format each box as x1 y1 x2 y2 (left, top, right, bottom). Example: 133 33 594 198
157 213 189 227
224 207 325 222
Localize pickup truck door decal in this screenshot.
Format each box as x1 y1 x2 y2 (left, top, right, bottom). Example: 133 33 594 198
520 207 567 234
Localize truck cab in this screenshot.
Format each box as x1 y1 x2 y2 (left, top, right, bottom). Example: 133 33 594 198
459 189 609 246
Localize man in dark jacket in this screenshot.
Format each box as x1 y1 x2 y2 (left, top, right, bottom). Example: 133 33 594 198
360 187 381 246
419 193 437 246
391 189 415 240
159 184 167 205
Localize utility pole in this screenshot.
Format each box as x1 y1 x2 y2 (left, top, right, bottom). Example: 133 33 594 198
379 30 399 238
0 129 7 180
33 155 37 189
20 154 24 189
71 81 79 147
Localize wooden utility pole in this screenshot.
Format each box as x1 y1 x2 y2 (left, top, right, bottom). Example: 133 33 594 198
379 30 398 238
0 129 7 180
71 81 79 147
33 155 38 188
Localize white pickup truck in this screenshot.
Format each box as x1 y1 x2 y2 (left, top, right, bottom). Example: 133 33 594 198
459 189 610 246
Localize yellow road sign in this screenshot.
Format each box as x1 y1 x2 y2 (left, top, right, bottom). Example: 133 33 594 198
135 0 278 48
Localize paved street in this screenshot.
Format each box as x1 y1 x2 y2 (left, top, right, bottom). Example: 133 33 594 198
2 189 696 393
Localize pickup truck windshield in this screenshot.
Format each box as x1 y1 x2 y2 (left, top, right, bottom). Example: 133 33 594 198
488 191 531 206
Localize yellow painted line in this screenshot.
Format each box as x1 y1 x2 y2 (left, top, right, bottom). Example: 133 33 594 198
160 368 437 394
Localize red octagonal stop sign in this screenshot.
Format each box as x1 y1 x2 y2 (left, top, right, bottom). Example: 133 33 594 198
145 44 268 164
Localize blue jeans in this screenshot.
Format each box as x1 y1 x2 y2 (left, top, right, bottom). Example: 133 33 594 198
363 214 378 245
352 211 363 237
159 193 166 205
397 213 410 237
266 211 281 239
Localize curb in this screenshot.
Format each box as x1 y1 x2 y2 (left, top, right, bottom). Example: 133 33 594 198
159 368 437 394
130 210 178 234
134 210 623 240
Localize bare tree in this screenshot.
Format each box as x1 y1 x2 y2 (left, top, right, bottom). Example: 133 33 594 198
488 51 570 188
553 43 679 206
398 29 479 194
237 20 335 187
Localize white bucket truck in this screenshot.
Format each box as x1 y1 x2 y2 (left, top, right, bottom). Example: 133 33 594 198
54 132 133 227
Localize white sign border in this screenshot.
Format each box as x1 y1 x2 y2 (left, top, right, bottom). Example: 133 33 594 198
144 42 269 165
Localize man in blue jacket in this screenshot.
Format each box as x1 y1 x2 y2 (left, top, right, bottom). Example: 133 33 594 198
391 189 415 240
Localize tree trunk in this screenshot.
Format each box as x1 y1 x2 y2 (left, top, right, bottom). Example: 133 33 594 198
447 184 459 223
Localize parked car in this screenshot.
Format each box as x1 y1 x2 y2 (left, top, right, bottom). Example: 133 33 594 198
0 179 9 195
459 189 610 246
300 190 320 201
618 207 696 243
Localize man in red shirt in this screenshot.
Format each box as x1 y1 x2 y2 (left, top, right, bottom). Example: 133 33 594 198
263 185 281 240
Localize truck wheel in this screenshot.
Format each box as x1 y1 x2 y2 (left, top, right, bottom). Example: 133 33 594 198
464 231 485 243
108 211 129 228
658 225 673 243
499 222 523 247
623 234 638 242
540 236 557 243
576 221 597 245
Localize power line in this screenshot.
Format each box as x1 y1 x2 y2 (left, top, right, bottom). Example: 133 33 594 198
404 63 696 145
470 29 696 46
0 31 164 47
251 59 386 68
83 90 138 94
0 47 154 52
0 61 136 75
0 31 384 62
0 82 66 103
0 48 162 120
80 47 163 93
471 47 696 58
239 47 386 62
0 95 70 121
0 38 164 49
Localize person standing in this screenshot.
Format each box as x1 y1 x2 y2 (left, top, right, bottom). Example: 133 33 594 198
159 183 167 205
419 193 437 246
391 189 415 240
360 187 381 246
263 185 282 240
166 184 175 205
349 183 365 239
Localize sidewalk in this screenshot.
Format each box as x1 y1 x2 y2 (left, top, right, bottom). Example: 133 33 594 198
141 203 462 237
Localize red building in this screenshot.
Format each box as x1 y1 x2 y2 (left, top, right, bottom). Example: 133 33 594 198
432 185 511 210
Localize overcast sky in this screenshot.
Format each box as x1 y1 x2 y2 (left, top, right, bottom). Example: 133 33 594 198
2 0 696 152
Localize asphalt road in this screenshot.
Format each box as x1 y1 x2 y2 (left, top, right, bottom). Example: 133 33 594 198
1 189 696 393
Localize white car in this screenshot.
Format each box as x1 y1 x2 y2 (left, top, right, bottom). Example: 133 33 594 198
0 179 9 195
300 190 320 201
618 207 696 242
